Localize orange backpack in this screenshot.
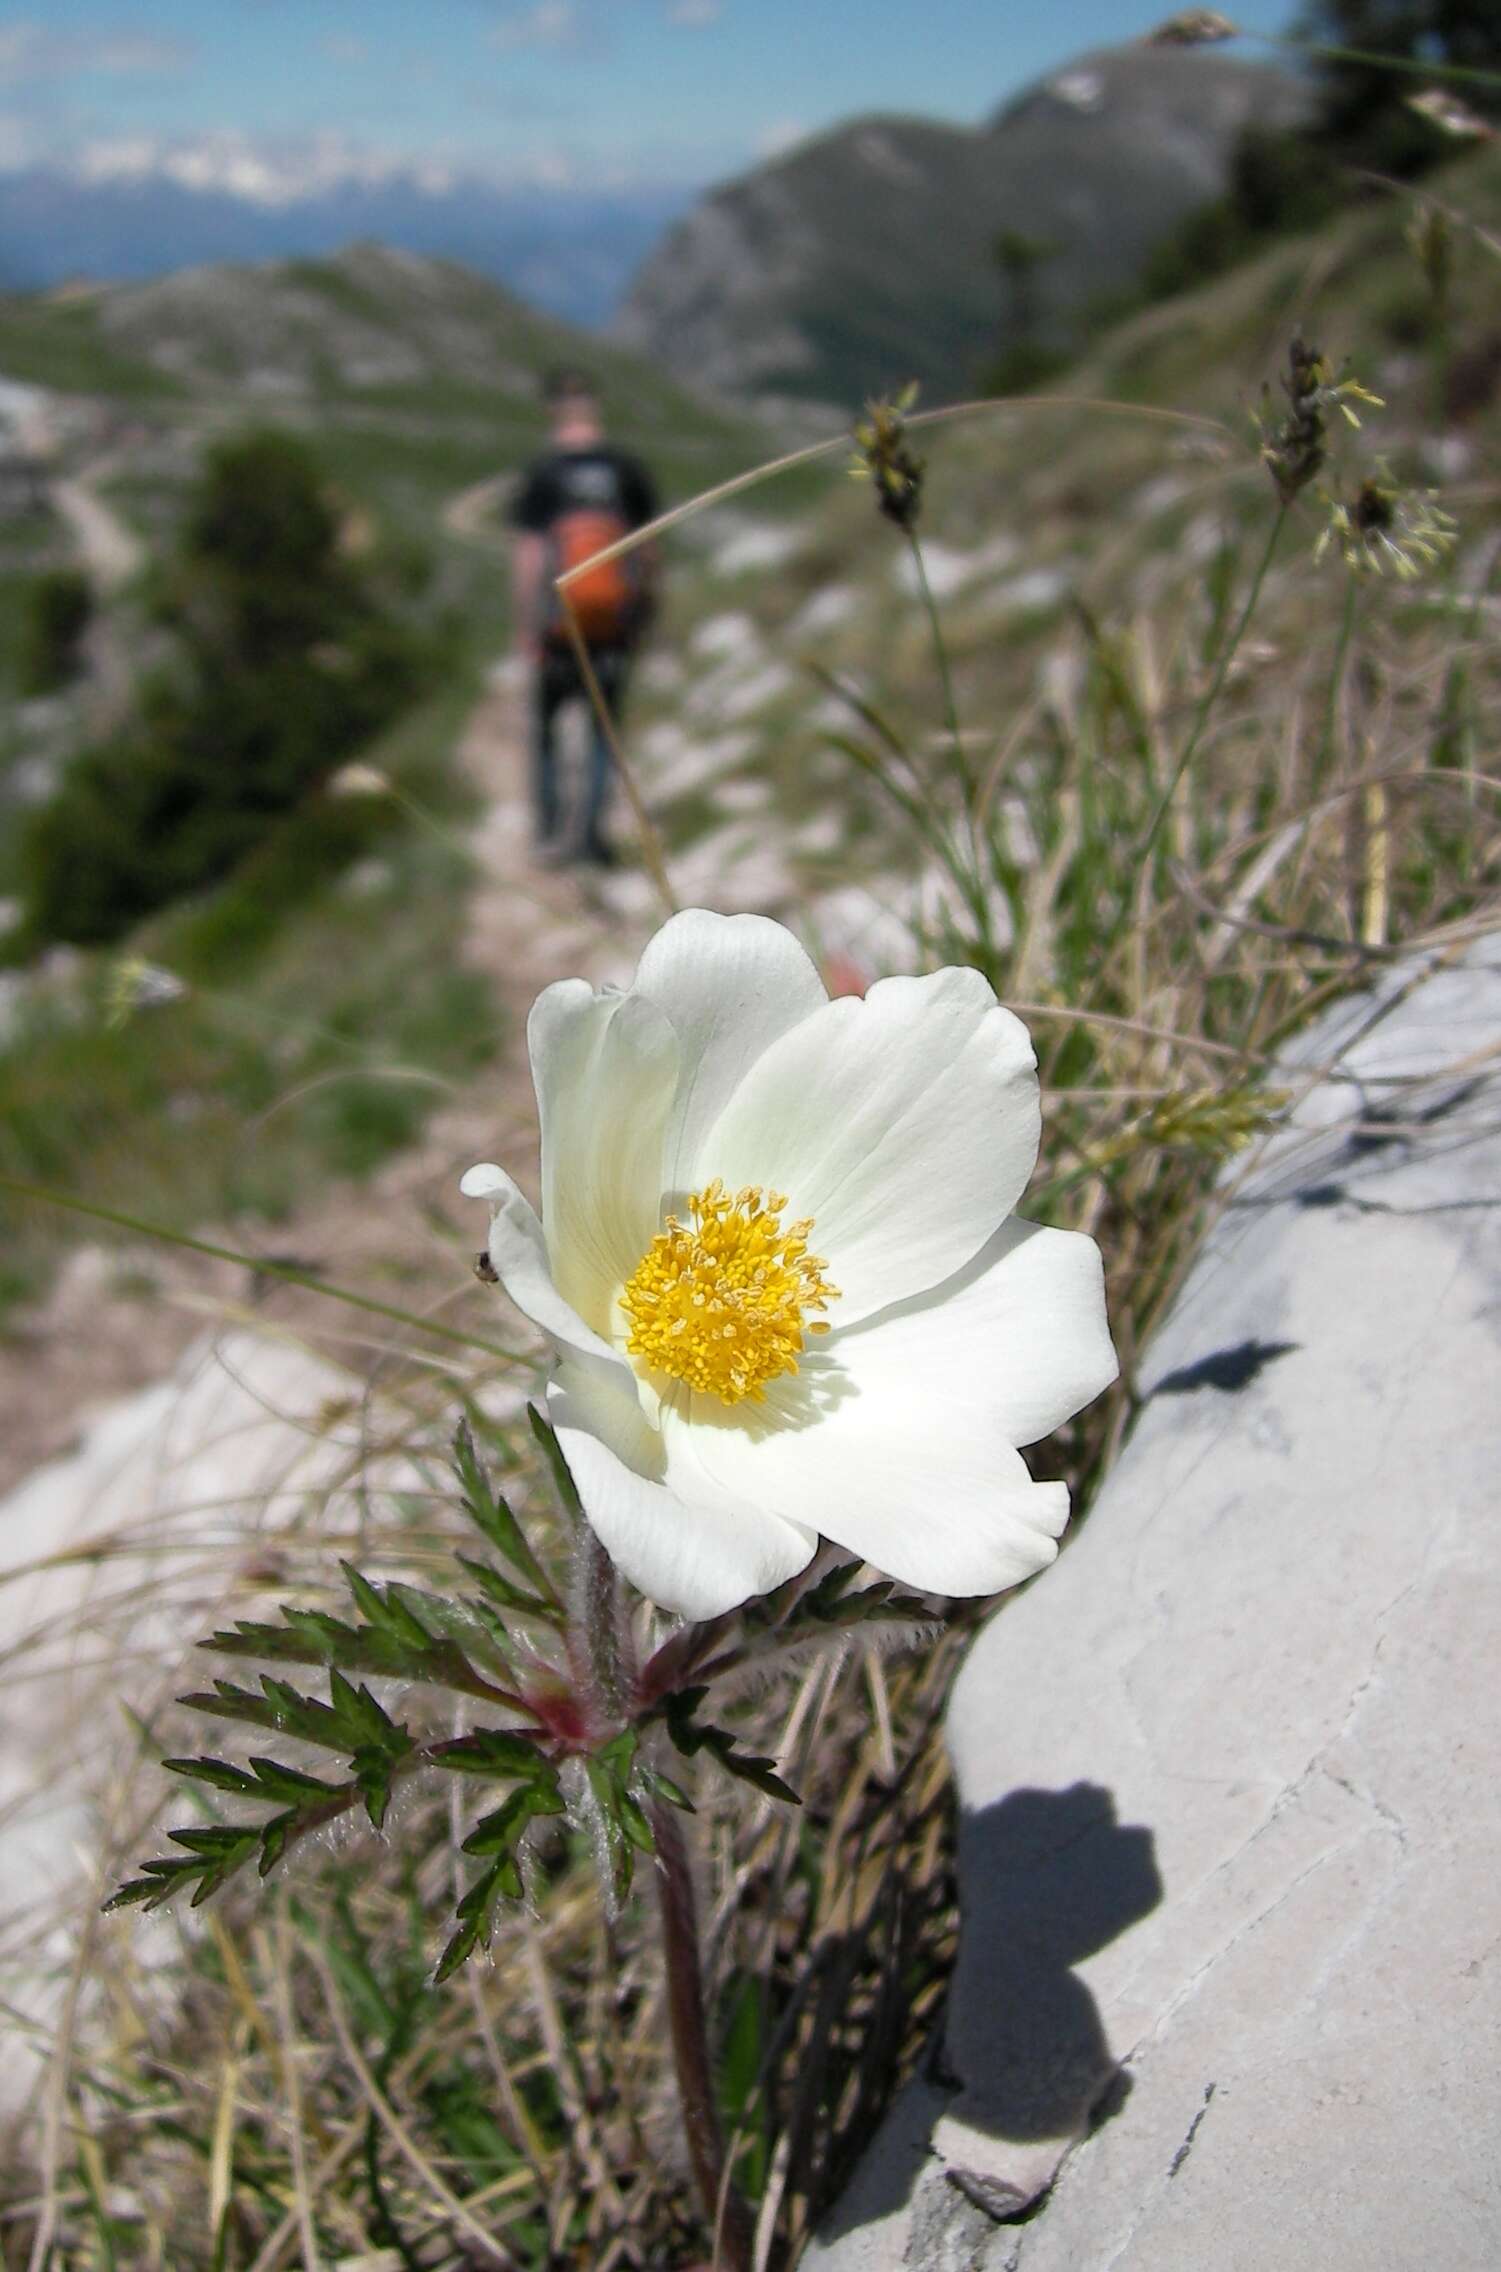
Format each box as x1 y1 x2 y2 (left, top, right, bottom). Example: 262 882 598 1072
548 508 640 649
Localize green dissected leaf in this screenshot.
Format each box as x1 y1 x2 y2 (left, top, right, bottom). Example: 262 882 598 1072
584 1756 636 1903
525 1404 583 1525
434 1849 526 1982
791 1571 939 1629
456 1552 556 1628
461 1778 562 1857
105 1823 263 1913
639 1765 695 1814
352 1748 396 1831
182 1671 396 1754
162 1755 261 1797
787 1563 861 1621
203 1569 519 1704
454 1418 556 1601
328 1668 406 1752
108 1653 423 1911
616 1787 655 1854
664 1686 801 1807
597 1727 637 1775
245 1756 347 1805
256 1810 299 1877
206 1608 420 1686
433 1726 551 1781
342 1562 434 1653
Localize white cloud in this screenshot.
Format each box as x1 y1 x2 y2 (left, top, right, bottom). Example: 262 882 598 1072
0 21 194 83
43 127 700 204
667 0 722 23
490 1 583 52
70 129 459 207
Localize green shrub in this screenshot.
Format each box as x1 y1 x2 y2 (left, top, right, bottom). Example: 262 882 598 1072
15 432 431 951
18 567 93 695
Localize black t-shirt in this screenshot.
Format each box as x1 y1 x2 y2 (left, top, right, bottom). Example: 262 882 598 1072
510 445 658 537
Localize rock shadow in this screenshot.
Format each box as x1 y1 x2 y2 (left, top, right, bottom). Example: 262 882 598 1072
945 1781 1162 2143
1154 1337 1297 1396
818 1782 1160 2239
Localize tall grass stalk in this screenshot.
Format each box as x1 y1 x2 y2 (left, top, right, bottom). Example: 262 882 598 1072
1140 502 1289 858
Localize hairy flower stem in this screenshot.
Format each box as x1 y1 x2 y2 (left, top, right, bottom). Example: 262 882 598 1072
577 1522 629 1725
650 1796 754 2271
1140 503 1288 859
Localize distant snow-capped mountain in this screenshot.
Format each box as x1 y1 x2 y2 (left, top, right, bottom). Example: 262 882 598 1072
0 148 693 328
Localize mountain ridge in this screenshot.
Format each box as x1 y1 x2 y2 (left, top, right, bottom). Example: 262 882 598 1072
0 165 692 330
614 42 1311 411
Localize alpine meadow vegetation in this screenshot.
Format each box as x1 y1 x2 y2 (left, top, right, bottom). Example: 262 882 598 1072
4 80 1501 2272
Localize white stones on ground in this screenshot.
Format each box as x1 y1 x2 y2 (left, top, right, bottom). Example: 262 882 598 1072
637 721 754 800
1129 471 1194 520
669 823 795 913
792 808 850 860
804 937 1501 2271
638 651 684 694
999 794 1041 870
0 1332 374 2118
792 584 859 639
988 566 1069 615
714 519 806 577
806 881 924 976
713 775 773 815
891 534 1021 602
689 610 759 662
710 658 798 725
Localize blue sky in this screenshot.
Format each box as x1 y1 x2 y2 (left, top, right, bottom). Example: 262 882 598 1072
1 1 1299 193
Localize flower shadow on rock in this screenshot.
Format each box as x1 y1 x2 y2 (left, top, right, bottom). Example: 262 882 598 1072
948 1781 1162 2143
817 1783 1160 2241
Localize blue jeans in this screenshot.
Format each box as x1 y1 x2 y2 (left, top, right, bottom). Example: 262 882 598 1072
533 644 628 855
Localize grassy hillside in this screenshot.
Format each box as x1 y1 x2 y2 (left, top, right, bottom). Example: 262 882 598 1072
627 143 1501 920
0 247 767 1314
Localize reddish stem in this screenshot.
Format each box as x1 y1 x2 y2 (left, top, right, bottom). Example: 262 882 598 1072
650 1798 753 2271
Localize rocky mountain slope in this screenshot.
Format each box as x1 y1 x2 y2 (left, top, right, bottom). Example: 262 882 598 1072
615 42 1309 413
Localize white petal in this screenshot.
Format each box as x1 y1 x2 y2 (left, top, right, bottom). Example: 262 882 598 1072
529 978 677 1335
658 1218 1115 1596
549 1362 817 1619
698 966 1040 1323
460 1163 509 1199
632 909 828 1197
844 1218 1119 1445
476 1170 636 1392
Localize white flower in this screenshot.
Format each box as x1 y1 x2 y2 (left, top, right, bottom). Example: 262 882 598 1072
462 910 1117 1621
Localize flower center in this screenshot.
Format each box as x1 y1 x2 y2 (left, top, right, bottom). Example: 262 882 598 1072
621 1180 838 1406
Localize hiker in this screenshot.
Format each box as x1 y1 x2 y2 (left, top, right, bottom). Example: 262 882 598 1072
510 368 659 866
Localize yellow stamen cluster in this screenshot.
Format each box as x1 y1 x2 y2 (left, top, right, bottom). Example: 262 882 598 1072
621 1180 838 1406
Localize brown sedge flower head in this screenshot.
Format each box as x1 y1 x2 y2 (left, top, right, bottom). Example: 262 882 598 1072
851 383 925 532
1256 336 1383 508
1145 10 1238 44
1314 471 1458 581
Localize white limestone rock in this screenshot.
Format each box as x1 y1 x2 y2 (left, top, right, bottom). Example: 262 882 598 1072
806 937 1501 2271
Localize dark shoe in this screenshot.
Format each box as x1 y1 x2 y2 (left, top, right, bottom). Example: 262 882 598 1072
580 833 618 869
